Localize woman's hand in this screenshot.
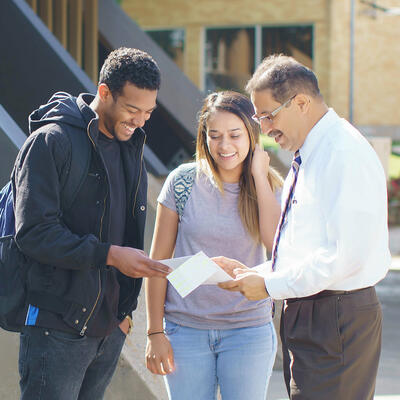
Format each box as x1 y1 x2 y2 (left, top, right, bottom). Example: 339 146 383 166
212 256 250 278
145 334 175 375
251 144 270 179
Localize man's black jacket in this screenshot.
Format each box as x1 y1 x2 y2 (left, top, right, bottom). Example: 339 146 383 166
11 92 147 336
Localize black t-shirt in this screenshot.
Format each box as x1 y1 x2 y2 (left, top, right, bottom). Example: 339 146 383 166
87 132 127 336
97 132 126 246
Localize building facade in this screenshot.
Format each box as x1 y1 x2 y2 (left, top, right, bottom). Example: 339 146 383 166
122 0 400 136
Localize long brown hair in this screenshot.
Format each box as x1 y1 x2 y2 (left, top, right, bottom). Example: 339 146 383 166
195 91 283 243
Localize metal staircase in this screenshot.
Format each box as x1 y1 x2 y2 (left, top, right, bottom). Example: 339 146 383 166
0 0 205 177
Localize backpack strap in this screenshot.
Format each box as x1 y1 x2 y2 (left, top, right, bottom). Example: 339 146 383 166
0 182 14 236
173 163 196 221
60 128 91 211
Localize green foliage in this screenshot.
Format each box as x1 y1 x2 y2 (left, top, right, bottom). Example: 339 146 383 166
260 135 279 152
389 154 400 179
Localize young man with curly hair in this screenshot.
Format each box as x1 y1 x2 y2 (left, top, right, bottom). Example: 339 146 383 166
13 47 170 400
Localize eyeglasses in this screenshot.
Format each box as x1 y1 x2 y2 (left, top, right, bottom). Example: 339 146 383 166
251 94 297 125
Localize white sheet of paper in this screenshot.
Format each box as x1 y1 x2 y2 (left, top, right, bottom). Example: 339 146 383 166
165 251 233 298
203 266 233 284
160 256 192 270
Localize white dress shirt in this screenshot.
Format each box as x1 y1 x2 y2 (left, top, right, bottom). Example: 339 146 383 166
261 109 390 300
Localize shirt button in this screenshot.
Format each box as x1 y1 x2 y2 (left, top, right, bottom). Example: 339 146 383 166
140 205 146 211
96 200 101 205
44 330 49 336
75 320 79 324
82 308 87 313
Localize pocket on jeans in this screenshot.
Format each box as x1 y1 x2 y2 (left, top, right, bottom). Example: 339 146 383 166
117 326 127 338
164 320 180 335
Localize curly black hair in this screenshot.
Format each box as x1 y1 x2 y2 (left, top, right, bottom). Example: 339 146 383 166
98 47 161 98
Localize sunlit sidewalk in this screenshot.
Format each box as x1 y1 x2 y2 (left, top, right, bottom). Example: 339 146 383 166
374 397 400 400
390 256 400 271
267 370 400 400
271 397 400 400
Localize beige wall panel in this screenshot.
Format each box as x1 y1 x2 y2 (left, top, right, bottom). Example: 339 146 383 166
84 0 99 83
327 0 351 119
184 25 203 87
354 10 400 125
123 0 326 27
313 20 330 104
54 0 68 48
26 0 38 13
38 0 53 31
68 0 83 67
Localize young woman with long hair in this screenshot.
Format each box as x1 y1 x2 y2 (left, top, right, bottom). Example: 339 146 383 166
145 91 283 400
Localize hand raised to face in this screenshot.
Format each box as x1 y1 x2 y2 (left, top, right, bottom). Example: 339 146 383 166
251 144 271 179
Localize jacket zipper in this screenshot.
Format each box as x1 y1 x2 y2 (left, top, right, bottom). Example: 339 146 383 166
80 270 101 336
118 135 145 313
80 123 145 333
80 121 103 336
98 178 108 241
132 135 146 218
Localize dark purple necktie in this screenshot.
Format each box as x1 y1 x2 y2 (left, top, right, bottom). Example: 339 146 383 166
271 150 302 271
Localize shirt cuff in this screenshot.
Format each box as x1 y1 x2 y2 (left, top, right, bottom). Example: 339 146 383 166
263 270 294 300
252 260 272 274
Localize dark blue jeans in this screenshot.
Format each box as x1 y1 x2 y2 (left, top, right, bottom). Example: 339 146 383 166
19 325 126 400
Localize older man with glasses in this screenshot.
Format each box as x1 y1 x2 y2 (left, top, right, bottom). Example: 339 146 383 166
217 54 390 400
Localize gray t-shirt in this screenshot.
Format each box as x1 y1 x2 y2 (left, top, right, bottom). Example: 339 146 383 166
157 166 273 329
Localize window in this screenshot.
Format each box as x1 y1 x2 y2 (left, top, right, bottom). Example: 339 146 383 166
147 29 185 71
205 27 255 92
262 26 312 69
205 25 313 92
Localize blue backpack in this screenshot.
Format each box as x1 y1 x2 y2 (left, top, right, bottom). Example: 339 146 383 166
0 126 91 332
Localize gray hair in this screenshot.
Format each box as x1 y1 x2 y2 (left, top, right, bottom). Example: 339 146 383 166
245 54 321 103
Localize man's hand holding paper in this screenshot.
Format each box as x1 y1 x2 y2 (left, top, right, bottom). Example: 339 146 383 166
214 256 270 301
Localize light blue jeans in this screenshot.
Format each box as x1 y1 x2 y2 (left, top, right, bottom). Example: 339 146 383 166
164 320 277 400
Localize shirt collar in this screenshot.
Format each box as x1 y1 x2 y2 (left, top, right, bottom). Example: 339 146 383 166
298 108 338 165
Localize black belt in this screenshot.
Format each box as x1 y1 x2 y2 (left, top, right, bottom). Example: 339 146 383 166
286 287 372 303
